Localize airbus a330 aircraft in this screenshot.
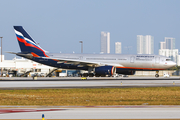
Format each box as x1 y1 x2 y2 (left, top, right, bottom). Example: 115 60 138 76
10 26 176 77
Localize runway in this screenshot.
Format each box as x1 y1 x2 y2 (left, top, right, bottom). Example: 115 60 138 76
0 106 180 119
0 77 180 89
1 76 180 81
0 78 180 119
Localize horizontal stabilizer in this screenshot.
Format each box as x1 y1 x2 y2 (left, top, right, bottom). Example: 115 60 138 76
7 52 33 58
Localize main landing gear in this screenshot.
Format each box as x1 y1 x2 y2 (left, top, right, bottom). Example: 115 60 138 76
155 71 159 78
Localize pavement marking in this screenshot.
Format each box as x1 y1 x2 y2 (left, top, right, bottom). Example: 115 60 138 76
0 109 66 114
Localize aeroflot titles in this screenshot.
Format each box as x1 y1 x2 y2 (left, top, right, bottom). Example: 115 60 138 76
136 56 154 58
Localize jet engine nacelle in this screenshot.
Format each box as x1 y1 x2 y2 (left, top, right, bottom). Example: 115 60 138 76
95 66 116 76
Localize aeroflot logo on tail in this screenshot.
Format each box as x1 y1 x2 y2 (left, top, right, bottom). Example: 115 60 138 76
14 29 45 52
15 30 39 47
14 29 49 57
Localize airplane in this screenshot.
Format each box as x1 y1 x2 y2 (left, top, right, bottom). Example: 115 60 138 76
10 26 176 78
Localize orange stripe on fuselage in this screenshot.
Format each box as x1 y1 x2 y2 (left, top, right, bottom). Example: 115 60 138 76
31 52 40 57
31 52 59 62
111 66 114 75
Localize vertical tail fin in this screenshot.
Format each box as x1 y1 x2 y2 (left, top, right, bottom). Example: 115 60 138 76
14 26 48 57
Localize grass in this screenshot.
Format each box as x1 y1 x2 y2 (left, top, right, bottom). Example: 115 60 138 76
0 87 180 106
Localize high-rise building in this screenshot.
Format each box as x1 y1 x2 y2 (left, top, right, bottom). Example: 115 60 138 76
159 37 175 49
101 31 110 54
137 35 143 54
159 42 166 49
165 37 175 49
137 35 154 54
115 42 121 54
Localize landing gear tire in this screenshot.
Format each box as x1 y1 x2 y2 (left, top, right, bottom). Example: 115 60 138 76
95 74 100 77
88 73 94 77
155 74 159 78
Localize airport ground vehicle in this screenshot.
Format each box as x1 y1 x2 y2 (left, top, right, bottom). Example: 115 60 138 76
163 73 170 78
81 77 87 80
9 26 176 77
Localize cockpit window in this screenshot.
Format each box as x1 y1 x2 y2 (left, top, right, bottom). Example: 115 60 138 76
166 59 171 61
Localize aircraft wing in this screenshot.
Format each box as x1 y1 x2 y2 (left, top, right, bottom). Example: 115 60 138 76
41 57 123 67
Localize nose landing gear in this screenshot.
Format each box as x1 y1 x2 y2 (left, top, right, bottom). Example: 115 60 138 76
155 71 159 78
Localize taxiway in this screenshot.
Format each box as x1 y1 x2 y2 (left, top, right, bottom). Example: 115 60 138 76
0 77 179 89
0 106 180 119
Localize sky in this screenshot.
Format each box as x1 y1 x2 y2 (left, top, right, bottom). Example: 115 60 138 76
1 0 180 59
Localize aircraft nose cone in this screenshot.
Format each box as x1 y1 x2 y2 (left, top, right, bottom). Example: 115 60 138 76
170 62 177 67
173 62 177 66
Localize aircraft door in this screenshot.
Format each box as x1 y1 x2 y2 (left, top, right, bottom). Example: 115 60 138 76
130 56 135 63
155 57 160 64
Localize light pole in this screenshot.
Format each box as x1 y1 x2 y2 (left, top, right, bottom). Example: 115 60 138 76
79 41 83 53
0 37 2 77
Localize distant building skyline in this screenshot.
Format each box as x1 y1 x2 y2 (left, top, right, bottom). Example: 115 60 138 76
159 37 175 49
137 35 154 54
115 42 121 54
100 31 110 54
